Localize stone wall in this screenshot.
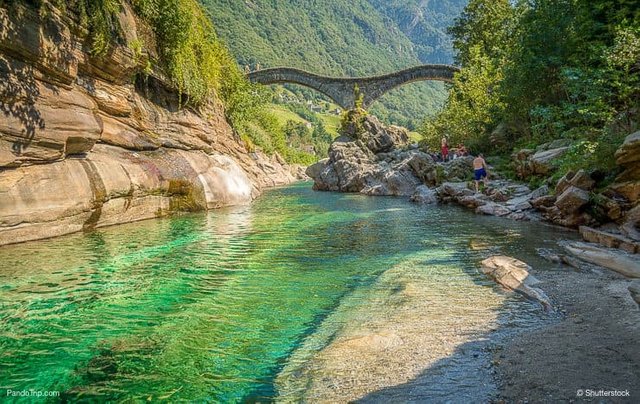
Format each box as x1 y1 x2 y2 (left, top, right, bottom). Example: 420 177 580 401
0 2 298 246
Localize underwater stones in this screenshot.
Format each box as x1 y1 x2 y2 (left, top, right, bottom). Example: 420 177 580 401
629 281 640 307
480 256 553 311
335 332 404 351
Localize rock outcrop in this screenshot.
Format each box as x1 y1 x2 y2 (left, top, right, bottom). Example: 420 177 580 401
0 2 297 245
512 141 571 179
610 131 640 204
306 115 475 197
436 180 544 221
562 242 640 278
480 256 553 311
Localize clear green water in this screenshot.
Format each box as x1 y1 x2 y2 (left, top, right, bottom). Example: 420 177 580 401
0 183 574 402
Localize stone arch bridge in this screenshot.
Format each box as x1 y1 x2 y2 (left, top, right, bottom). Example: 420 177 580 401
246 64 460 109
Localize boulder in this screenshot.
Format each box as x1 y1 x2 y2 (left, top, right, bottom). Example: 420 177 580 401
480 256 553 311
437 182 474 199
358 115 409 153
555 186 590 214
580 226 640 254
556 170 595 194
531 195 557 210
443 155 473 181
410 185 438 204
476 202 513 217
529 185 550 200
615 131 640 168
562 242 640 278
610 131 640 203
621 205 640 242
529 147 569 175
506 194 534 211
405 152 437 185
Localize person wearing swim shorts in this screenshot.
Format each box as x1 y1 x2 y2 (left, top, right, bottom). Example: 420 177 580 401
473 154 488 192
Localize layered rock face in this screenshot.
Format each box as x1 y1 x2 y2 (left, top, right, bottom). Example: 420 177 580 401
610 131 640 205
0 3 297 246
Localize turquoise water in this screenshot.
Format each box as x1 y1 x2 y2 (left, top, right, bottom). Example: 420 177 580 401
0 183 573 402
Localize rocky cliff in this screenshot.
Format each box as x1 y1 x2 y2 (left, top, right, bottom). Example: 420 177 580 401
0 2 300 246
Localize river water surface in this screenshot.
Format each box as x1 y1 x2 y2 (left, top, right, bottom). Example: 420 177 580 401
0 183 574 402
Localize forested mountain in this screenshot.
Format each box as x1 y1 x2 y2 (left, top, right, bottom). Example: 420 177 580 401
367 0 467 64
198 0 467 129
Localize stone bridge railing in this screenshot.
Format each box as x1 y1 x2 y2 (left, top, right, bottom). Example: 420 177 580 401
246 64 460 109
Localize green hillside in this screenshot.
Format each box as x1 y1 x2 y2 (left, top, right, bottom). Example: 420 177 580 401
198 0 466 129
367 0 468 64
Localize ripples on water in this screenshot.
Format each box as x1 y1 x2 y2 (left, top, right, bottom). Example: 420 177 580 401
0 183 575 402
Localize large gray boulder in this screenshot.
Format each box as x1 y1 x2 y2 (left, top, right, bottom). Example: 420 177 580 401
555 186 590 215
357 116 409 153
480 256 553 311
411 185 438 204
308 117 425 196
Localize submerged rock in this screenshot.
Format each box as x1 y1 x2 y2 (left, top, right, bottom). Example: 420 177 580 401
480 256 553 311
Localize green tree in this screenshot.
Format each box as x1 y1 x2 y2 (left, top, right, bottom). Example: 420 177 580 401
422 0 515 152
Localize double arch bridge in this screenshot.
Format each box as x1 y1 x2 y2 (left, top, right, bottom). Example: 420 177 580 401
246 64 460 109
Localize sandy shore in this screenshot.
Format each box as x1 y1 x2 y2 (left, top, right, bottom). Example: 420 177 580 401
494 258 640 402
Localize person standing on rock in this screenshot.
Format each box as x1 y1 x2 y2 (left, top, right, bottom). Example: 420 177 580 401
473 154 489 192
441 137 449 162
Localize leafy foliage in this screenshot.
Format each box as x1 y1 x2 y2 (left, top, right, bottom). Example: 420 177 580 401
422 0 640 177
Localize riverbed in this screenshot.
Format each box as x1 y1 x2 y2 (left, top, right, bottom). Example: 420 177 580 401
0 182 601 402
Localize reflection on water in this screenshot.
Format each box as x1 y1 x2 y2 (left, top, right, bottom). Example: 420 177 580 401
0 183 575 402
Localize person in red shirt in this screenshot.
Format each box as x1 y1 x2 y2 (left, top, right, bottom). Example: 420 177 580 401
441 137 449 162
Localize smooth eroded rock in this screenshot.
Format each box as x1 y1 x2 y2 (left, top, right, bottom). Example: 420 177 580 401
563 242 640 278
480 256 553 311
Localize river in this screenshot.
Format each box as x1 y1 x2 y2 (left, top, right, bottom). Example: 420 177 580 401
0 182 575 402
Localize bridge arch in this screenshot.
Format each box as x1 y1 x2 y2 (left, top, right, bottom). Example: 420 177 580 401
246 65 459 109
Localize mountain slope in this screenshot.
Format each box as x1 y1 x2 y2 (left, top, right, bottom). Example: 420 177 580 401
367 0 468 64
199 0 466 128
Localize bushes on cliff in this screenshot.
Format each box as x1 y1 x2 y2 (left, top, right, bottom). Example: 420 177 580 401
3 0 318 164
